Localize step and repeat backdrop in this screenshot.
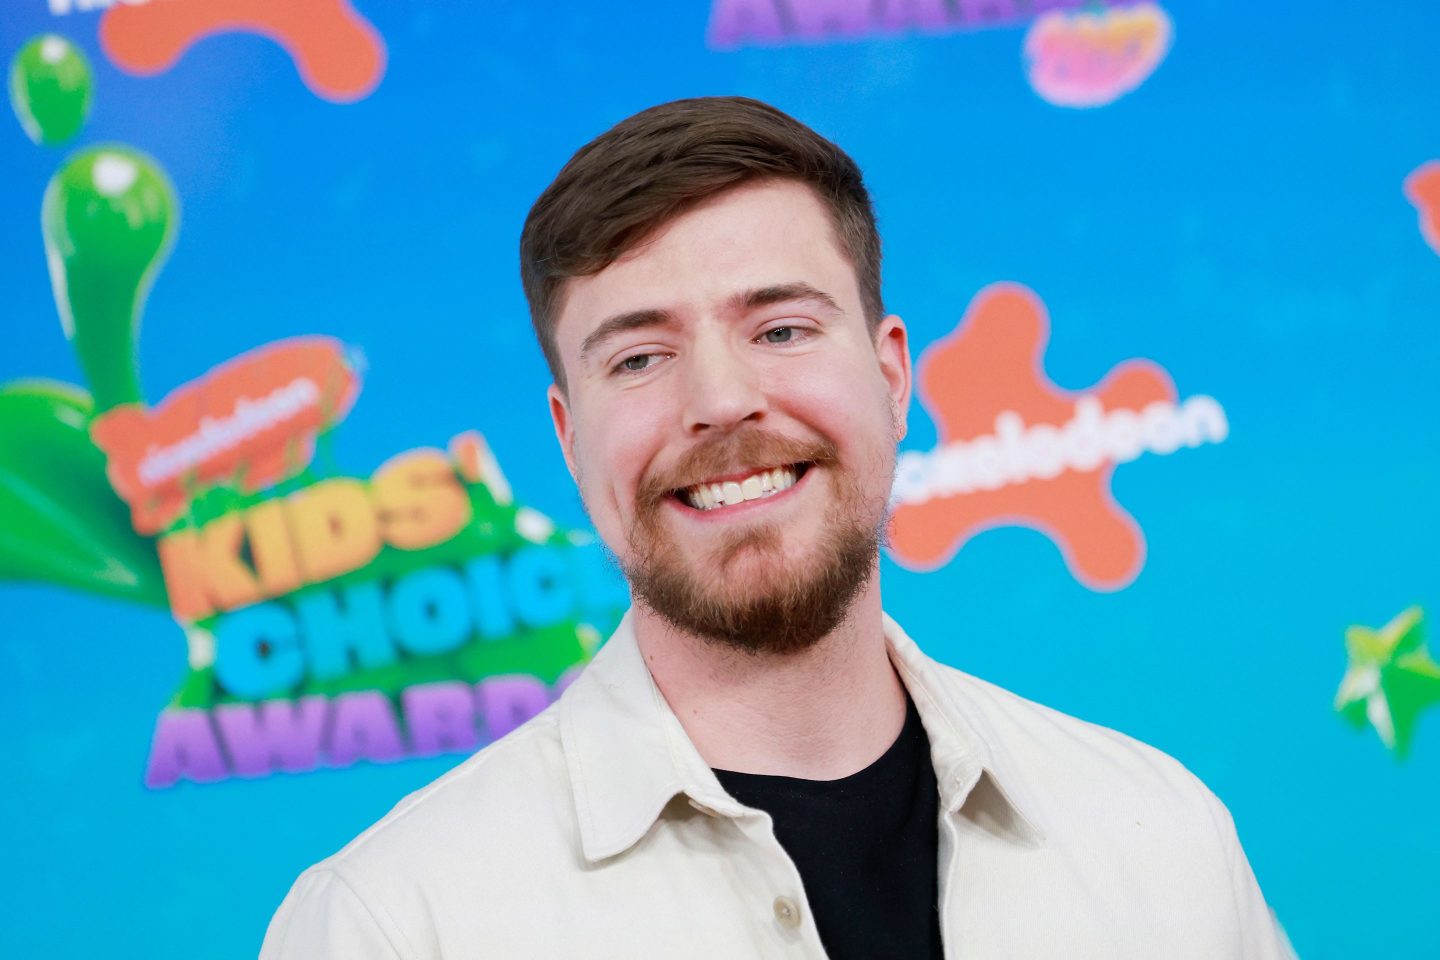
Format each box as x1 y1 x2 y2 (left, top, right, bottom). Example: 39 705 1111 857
3 2 1437 957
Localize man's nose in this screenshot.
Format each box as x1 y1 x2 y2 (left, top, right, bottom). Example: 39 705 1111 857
680 339 767 434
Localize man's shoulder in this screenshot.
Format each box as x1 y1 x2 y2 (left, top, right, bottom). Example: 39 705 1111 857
923 657 1293 956
927 658 1225 826
317 701 577 885
262 703 583 958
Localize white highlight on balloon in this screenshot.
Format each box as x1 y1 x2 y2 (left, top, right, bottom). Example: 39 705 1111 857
93 153 140 197
40 35 70 64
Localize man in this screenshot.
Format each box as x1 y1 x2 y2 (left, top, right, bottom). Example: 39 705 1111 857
262 97 1292 958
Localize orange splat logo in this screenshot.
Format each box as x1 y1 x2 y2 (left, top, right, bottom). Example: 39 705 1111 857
1404 161 1440 256
90 336 360 535
888 283 1227 591
99 0 386 102
1024 1 1171 108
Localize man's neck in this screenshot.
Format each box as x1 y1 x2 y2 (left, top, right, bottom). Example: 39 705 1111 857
632 579 907 781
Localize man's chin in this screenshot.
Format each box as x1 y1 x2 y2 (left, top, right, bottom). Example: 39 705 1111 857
624 533 879 656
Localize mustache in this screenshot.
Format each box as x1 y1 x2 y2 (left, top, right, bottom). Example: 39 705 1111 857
635 430 839 507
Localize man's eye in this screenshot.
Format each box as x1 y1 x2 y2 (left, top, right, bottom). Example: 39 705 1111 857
761 327 795 344
615 353 659 375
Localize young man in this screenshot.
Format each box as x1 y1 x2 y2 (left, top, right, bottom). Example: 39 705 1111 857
262 97 1291 959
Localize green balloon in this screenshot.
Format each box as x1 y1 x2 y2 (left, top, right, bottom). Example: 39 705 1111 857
0 379 166 608
42 145 177 413
9 34 92 145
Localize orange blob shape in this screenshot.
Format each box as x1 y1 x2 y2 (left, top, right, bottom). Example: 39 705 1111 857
888 283 1177 591
99 0 386 102
1404 161 1440 256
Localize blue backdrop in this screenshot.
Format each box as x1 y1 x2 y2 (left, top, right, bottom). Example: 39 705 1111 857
3 2 1438 957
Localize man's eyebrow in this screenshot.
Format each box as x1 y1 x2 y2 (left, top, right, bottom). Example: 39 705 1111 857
736 282 842 314
579 309 676 361
577 284 839 361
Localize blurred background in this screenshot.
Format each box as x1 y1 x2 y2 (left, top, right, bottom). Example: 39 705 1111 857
2 2 1437 956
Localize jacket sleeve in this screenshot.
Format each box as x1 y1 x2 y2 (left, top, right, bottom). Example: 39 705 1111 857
260 868 408 960
1201 788 1298 960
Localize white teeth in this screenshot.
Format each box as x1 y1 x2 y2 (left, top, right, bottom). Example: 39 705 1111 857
681 465 804 511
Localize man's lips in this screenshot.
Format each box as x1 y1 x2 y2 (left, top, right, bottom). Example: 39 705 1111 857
667 462 814 516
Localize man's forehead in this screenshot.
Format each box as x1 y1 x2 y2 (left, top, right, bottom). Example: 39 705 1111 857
553 181 856 348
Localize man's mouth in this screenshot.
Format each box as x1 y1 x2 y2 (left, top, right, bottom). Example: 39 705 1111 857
672 462 812 512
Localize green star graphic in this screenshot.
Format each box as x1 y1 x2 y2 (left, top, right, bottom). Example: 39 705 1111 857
1335 606 1440 759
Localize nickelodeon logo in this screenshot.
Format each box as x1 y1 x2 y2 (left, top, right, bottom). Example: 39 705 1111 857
91 337 359 536
888 283 1226 590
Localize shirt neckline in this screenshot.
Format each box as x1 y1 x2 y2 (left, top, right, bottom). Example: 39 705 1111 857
711 694 925 795
557 609 1049 863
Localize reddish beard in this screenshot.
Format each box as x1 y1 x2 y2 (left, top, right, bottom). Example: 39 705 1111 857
622 429 885 655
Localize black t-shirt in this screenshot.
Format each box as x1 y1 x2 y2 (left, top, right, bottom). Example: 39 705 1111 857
712 696 943 959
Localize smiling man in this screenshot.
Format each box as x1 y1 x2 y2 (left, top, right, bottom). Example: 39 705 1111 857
262 97 1292 959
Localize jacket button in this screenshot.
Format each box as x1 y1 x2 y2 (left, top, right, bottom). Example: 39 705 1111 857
773 896 801 930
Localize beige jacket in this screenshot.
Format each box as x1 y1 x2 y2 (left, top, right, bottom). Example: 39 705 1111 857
261 611 1294 959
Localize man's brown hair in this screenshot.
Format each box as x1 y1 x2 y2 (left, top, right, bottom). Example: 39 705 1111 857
519 96 884 390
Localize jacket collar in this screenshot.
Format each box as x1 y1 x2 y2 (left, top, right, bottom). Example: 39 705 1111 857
881 612 1048 848
558 610 1048 864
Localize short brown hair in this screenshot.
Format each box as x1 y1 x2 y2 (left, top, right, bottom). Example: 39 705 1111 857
520 96 884 390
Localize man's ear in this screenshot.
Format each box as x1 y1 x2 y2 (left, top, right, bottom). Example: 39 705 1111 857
547 383 579 483
874 314 912 441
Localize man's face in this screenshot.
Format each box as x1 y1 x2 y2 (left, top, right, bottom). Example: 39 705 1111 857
547 179 911 654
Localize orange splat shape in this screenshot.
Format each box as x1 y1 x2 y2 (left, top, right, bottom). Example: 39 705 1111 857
888 283 1176 591
99 0 386 102
1404 161 1440 256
